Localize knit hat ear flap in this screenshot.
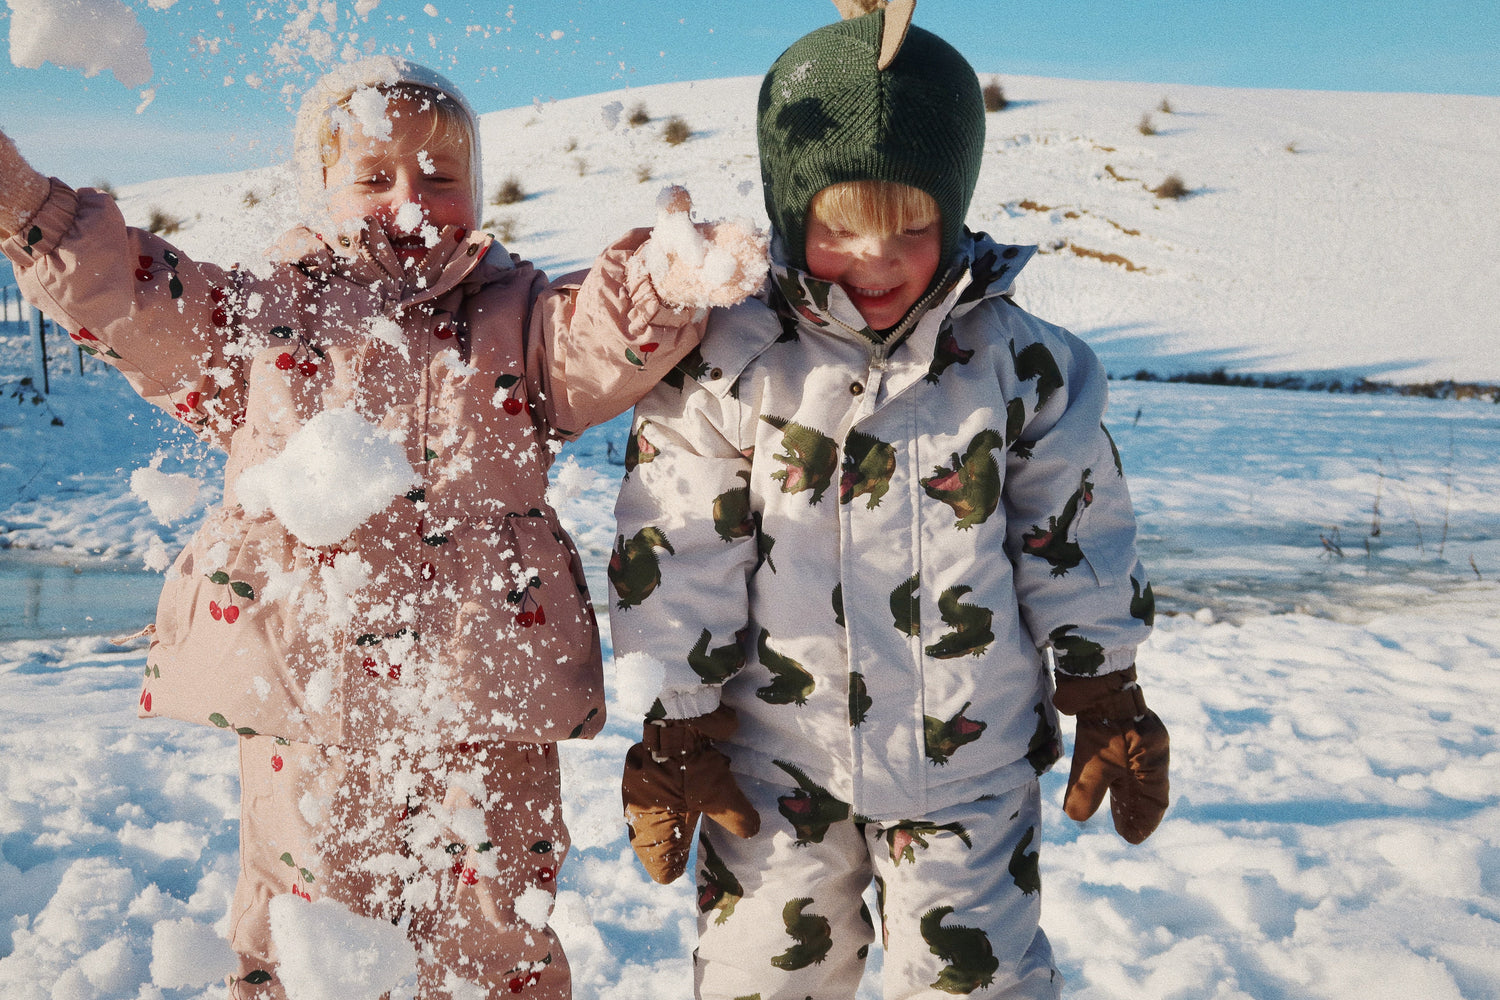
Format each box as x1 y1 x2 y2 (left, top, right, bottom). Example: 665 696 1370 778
830 0 914 68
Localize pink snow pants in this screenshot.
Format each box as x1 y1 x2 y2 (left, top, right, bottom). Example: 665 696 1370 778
226 735 570 999
693 776 1062 1000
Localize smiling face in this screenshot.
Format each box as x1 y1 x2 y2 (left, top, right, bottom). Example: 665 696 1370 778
321 88 476 267
803 181 943 332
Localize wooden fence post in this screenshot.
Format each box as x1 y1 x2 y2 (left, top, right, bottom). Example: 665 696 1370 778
30 303 51 395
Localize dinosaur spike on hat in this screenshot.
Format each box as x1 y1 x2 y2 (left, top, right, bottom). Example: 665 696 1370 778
830 0 915 68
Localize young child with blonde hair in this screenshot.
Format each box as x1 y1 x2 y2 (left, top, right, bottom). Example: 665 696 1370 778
611 7 1170 998
0 56 760 999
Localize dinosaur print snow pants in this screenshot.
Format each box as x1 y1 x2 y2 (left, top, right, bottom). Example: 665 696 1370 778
226 735 570 1000
694 776 1062 1000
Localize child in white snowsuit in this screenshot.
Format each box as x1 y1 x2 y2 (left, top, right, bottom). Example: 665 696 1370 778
611 8 1171 999
0 57 760 999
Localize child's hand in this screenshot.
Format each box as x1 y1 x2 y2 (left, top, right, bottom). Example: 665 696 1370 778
631 185 768 310
0 129 52 239
621 704 760 884
1052 665 1170 844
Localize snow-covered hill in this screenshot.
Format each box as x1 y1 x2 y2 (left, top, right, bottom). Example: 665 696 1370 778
86 74 1500 385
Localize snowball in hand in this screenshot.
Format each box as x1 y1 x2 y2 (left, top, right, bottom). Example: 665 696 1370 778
235 408 418 548
269 895 418 1000
633 185 768 309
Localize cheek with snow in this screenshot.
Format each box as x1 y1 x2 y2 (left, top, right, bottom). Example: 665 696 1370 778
234 407 418 549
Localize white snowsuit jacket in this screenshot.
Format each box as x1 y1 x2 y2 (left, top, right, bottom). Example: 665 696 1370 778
610 232 1155 821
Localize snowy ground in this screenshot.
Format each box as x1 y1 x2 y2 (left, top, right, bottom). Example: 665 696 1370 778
3 337 1498 998
3 70 1499 1000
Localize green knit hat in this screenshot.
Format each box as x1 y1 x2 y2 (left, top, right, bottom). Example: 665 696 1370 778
756 10 985 272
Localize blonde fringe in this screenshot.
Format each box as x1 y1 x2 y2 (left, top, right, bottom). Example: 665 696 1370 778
318 84 472 173
809 181 939 235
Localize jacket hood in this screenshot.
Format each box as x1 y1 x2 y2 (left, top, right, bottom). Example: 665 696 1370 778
292 56 483 228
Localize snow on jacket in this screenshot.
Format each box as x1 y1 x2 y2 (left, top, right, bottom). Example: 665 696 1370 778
610 231 1154 820
5 179 704 749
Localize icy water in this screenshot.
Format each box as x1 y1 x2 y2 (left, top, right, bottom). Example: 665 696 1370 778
2 381 1495 641
0 551 163 641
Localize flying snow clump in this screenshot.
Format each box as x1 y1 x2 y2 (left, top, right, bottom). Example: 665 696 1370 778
235 408 418 548
6 0 154 88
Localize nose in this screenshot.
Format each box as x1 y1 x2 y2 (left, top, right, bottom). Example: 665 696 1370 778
853 232 898 260
387 172 422 207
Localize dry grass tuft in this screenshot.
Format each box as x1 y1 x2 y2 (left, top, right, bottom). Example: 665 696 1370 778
146 208 183 235
662 116 692 145
982 78 1007 112
1067 244 1145 271
627 103 650 127
1152 174 1191 199
492 176 526 205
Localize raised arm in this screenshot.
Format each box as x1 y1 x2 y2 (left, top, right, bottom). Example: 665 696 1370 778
527 188 767 437
0 130 51 240
0 129 248 449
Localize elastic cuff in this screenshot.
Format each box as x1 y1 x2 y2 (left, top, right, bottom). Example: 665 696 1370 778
2 178 79 260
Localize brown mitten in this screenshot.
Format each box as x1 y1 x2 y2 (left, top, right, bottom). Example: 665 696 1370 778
1053 665 1170 844
621 704 760 884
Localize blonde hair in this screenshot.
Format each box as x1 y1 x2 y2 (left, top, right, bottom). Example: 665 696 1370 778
318 83 472 177
809 181 939 236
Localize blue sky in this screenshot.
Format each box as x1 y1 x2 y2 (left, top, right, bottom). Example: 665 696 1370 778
2 0 1498 186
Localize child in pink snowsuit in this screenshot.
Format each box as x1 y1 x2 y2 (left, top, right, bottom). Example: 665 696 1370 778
0 57 760 999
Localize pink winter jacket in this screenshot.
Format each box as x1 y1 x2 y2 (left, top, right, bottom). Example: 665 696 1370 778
5 180 702 749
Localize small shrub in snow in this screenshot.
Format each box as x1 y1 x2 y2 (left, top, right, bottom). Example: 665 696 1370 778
662 116 692 146
1158 96 1174 114
1285 141 1300 154
635 163 653 184
489 216 519 242
242 189 261 209
574 156 588 177
93 178 116 197
627 102 650 127
1138 113 1156 136
982 78 1007 112
563 136 578 153
147 208 183 235
1152 174 1191 199
492 176 526 205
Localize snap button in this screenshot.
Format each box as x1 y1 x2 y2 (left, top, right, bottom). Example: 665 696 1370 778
709 367 723 380
850 381 864 395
